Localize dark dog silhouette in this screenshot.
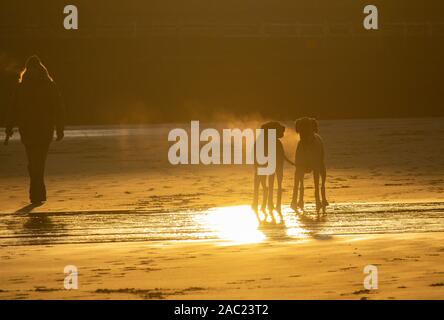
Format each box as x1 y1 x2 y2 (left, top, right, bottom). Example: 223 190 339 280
291 117 328 214
253 121 293 221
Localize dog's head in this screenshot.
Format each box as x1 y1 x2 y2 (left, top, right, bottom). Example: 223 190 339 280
295 117 318 137
261 121 285 138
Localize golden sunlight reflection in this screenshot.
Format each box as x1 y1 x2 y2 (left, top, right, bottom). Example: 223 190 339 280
202 205 265 244
200 205 309 244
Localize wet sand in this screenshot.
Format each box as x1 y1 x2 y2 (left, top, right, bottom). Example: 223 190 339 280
1 118 443 214
0 118 443 299
1 203 444 246
0 233 443 300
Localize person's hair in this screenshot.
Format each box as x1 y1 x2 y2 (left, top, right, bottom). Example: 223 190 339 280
18 55 54 84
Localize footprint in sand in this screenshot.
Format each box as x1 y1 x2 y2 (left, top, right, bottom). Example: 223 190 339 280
430 283 444 287
352 289 371 295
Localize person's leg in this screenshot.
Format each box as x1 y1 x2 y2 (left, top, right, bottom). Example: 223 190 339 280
35 143 50 202
24 144 39 203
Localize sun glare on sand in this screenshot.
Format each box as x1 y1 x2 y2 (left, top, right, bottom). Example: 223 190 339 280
200 205 308 244
202 206 266 244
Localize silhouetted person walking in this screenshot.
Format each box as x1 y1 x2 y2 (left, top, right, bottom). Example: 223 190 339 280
4 55 65 204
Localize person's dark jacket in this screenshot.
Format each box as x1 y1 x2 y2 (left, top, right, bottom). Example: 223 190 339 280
5 78 64 145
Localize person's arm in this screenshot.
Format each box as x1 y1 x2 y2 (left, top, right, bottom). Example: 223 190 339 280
52 82 65 141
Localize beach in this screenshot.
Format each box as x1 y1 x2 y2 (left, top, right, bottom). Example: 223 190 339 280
1 117 443 299
0 233 443 300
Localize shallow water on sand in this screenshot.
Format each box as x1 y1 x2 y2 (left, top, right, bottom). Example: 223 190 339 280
2 118 443 246
1 202 443 246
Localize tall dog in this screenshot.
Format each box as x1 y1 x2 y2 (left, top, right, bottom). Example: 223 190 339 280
291 117 328 214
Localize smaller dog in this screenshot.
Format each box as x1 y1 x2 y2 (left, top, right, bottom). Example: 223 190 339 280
291 117 328 214
253 121 294 220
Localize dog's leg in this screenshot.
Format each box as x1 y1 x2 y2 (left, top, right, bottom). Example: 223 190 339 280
276 170 283 217
314 170 322 214
321 165 328 214
298 172 305 211
252 171 260 212
291 167 300 211
267 174 275 214
260 176 268 214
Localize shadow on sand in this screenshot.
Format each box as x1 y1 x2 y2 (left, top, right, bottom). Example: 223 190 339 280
297 212 332 240
10 203 62 245
15 203 44 214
